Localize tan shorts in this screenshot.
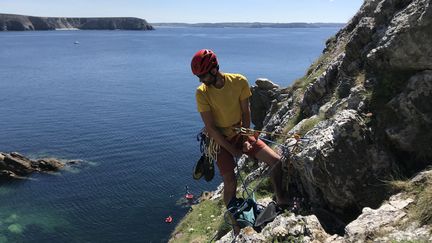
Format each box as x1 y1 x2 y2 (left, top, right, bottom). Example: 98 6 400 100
216 134 266 176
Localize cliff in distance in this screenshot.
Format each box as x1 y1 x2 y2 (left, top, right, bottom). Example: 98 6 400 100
0 13 154 31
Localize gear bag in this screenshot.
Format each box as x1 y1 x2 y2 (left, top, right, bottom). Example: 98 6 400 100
226 196 262 228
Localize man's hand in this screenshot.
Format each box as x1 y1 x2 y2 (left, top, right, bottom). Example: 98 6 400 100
242 141 252 153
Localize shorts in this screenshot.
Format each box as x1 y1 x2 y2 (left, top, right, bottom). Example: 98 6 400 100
216 134 266 176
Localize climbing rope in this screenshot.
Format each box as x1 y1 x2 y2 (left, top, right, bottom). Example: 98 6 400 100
217 128 310 239
197 129 220 163
233 127 309 153
233 127 297 139
205 127 310 241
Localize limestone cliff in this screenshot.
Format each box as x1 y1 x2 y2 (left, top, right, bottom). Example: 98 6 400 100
171 0 432 242
0 13 154 31
245 0 432 240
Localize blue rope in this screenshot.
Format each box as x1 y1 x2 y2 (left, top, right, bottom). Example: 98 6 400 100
259 137 291 148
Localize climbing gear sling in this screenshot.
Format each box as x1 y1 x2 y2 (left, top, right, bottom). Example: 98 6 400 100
193 129 219 182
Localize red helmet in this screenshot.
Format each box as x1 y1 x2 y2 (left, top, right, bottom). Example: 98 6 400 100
191 49 219 76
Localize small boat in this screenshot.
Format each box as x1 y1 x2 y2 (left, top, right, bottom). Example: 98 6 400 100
74 41 80 45
165 216 173 223
185 193 194 200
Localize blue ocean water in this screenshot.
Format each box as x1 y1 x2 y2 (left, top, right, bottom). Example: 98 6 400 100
0 27 339 242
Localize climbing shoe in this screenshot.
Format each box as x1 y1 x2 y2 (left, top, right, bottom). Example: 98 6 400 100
203 156 214 182
193 155 205 180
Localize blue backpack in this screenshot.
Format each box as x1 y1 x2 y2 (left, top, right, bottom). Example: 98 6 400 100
226 196 262 228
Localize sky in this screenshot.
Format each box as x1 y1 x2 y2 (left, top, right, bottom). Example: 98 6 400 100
0 0 364 23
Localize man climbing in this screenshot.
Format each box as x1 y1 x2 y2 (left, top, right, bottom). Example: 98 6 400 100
191 49 288 231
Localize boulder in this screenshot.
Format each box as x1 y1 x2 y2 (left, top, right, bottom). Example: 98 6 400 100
290 110 395 214
250 78 285 129
0 152 65 181
3 152 34 175
36 158 65 171
255 78 280 90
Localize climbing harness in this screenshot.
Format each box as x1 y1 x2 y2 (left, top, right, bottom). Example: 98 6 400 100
218 127 310 241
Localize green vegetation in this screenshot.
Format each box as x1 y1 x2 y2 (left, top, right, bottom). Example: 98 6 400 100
297 114 324 136
281 112 302 136
413 182 432 225
171 161 277 242
170 199 230 242
290 50 332 93
388 171 432 226
247 177 273 200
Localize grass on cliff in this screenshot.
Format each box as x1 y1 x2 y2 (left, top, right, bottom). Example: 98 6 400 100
169 199 231 243
170 161 276 242
388 171 432 226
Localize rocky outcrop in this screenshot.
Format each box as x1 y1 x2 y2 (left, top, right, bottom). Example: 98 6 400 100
0 13 154 31
250 0 432 220
290 110 396 214
0 152 71 180
250 78 287 129
218 209 332 243
224 0 432 240
172 0 432 241
215 170 432 243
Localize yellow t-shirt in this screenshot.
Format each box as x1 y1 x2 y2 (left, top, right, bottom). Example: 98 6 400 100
196 73 252 138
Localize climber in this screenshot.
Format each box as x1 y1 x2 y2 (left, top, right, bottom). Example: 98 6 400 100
191 49 288 233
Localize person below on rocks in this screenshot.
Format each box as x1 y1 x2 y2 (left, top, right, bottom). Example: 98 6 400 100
191 49 288 231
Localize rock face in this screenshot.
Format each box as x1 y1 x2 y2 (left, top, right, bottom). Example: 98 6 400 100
0 152 65 180
170 0 432 241
248 0 432 220
0 13 154 31
250 78 286 129
244 0 432 239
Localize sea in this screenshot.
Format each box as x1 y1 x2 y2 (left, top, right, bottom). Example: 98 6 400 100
0 26 340 242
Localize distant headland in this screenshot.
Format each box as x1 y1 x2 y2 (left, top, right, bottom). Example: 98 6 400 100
151 22 345 28
0 13 154 31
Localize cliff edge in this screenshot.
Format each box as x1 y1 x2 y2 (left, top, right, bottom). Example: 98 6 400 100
0 13 154 31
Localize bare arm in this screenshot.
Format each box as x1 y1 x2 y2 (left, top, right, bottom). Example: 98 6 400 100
240 98 251 129
200 111 242 157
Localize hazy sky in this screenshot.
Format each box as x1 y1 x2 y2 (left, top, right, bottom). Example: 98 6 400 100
1 0 364 23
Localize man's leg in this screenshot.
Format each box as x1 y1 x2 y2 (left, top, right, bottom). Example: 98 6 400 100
254 146 288 205
221 168 241 235
222 170 237 206
216 146 241 234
